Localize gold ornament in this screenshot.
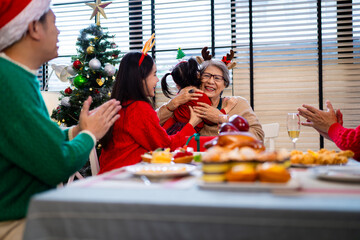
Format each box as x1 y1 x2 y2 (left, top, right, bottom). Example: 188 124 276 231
90 88 93 91
96 78 105 86
57 121 61 126
108 92 111 96
62 119 65 122
85 0 112 26
87 46 95 54
112 76 115 80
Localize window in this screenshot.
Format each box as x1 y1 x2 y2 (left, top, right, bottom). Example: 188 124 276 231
48 0 360 151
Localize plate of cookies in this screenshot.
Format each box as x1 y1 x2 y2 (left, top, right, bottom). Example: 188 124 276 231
290 149 354 168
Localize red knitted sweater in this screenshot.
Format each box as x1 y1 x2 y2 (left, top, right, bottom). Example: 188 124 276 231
99 100 196 174
328 123 360 161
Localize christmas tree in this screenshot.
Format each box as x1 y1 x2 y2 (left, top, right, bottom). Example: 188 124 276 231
176 47 186 60
51 24 121 126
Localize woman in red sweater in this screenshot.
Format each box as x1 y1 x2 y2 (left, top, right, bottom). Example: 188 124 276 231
98 52 202 174
298 100 360 161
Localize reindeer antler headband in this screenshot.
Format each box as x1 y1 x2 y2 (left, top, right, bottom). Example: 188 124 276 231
139 33 155 66
196 46 236 70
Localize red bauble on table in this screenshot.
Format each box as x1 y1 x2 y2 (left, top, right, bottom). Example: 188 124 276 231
229 115 249 132
73 59 82 69
219 123 239 133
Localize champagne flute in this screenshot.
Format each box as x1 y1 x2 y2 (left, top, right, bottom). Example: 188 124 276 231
287 113 300 149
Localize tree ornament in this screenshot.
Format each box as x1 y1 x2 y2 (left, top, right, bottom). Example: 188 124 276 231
89 88 93 91
96 78 105 86
64 87 72 94
87 46 95 54
112 54 118 59
111 42 117 49
73 75 88 88
89 58 101 70
94 89 100 94
61 97 71 107
73 59 82 69
67 65 77 75
104 63 116 76
176 48 186 59
86 0 112 26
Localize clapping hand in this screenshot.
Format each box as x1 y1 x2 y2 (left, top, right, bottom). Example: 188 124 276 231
79 97 121 140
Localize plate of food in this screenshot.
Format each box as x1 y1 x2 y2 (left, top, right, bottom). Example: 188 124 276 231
126 164 197 178
140 147 199 164
290 149 354 168
311 166 360 183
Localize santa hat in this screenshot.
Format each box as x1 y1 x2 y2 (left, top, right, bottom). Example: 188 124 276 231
0 0 51 52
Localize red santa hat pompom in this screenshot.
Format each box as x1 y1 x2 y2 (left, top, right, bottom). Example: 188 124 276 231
0 0 51 52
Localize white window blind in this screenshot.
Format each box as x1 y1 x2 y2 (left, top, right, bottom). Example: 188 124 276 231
47 0 359 152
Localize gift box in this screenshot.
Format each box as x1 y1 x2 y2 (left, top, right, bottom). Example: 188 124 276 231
185 134 217 152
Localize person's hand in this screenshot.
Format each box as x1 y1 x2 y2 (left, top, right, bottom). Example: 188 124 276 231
169 86 203 110
223 97 237 113
336 109 343 126
193 102 222 123
188 106 202 127
79 97 121 140
298 100 338 133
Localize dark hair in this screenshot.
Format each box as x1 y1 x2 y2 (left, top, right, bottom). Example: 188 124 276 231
38 11 48 23
100 52 154 148
161 58 200 98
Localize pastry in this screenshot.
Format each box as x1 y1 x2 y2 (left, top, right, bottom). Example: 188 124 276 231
173 147 193 164
257 163 291 183
141 152 152 163
225 164 257 182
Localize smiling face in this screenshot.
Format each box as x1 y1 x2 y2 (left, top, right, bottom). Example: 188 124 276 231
144 63 159 97
200 65 226 101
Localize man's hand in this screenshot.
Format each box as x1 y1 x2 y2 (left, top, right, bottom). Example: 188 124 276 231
79 97 121 140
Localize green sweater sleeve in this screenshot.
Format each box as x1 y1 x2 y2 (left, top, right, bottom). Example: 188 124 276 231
0 59 94 186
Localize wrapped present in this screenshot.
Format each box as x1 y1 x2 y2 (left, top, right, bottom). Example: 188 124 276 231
185 133 216 152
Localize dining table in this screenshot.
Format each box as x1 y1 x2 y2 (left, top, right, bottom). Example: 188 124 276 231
23 160 360 240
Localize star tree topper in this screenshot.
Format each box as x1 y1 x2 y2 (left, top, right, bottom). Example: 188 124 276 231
86 0 112 26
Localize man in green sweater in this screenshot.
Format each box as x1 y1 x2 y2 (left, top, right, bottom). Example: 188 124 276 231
0 1 121 239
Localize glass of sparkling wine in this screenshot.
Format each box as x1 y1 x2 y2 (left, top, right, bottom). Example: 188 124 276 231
287 113 300 149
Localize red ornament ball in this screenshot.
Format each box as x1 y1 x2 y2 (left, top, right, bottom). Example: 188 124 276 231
94 89 100 94
64 87 72 94
73 59 82 69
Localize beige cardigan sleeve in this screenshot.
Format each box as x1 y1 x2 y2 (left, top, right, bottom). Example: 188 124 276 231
156 100 174 126
199 96 264 141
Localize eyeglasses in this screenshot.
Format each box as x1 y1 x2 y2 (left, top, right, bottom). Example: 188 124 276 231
201 73 224 83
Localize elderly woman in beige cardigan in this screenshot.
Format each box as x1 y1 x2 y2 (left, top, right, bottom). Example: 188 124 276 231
157 60 264 141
